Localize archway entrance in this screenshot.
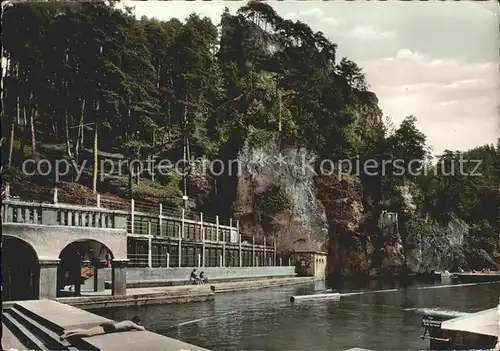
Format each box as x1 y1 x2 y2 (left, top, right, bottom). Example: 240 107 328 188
2 236 39 301
57 240 113 297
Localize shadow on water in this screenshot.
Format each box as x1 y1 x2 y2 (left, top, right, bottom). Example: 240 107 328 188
91 279 500 351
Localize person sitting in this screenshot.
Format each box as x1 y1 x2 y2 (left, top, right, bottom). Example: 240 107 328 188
199 271 208 284
60 316 144 340
190 268 201 284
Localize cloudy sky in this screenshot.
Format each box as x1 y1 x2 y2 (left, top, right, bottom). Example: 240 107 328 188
122 1 499 156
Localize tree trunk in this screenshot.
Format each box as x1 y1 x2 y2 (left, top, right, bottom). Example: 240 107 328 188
15 88 20 125
30 107 36 160
75 99 85 162
128 158 133 200
65 112 72 158
135 163 140 186
19 126 26 159
183 134 187 206
277 79 282 132
183 97 190 165
19 103 26 158
151 130 155 182
92 100 99 193
186 136 191 166
92 122 98 193
167 75 174 141
7 120 15 168
23 105 27 126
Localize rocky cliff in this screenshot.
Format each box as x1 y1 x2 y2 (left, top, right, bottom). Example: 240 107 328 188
225 138 485 276
233 137 329 253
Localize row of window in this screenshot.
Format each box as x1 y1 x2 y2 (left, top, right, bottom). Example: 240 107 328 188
127 238 275 268
130 217 233 241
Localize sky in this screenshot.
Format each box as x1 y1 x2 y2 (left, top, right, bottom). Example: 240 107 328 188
121 1 499 156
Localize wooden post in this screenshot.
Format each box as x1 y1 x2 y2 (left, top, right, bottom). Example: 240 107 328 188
263 237 266 266
197 253 201 267
178 223 182 267
96 193 101 208
158 203 163 236
148 222 152 268
279 257 283 266
5 183 10 199
219 255 223 267
239 234 242 267
3 184 10 221
222 242 226 267
130 199 135 234
236 220 241 266
201 212 205 267
181 208 185 239
273 237 277 267
166 253 170 268
216 215 219 242
53 188 58 204
252 236 255 266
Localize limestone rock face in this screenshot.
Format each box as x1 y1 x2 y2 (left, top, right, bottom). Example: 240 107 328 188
186 157 215 209
186 137 488 276
404 216 467 273
234 142 329 253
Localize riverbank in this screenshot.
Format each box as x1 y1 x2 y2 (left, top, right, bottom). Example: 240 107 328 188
454 272 500 283
54 276 318 309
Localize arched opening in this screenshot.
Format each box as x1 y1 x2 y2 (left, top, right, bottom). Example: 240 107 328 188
2 236 39 301
57 239 113 297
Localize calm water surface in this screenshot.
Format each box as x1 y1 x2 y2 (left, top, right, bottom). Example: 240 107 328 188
92 279 500 350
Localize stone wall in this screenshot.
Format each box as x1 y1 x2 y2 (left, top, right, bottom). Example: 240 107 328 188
289 251 327 278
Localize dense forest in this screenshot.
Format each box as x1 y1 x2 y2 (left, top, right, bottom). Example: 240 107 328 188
2 1 499 273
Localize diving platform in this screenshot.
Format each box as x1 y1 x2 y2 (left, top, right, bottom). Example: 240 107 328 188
421 307 498 350
2 299 209 351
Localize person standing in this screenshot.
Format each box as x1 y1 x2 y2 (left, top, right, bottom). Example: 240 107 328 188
105 251 113 268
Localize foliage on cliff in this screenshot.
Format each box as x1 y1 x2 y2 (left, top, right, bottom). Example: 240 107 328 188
2 1 381 206
2 1 499 271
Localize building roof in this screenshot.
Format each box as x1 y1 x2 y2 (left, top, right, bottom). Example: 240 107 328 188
292 250 328 255
440 307 498 337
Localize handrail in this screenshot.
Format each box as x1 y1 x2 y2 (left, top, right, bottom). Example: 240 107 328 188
1 198 263 244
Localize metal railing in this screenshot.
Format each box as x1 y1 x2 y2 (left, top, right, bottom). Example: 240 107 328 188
2 183 283 268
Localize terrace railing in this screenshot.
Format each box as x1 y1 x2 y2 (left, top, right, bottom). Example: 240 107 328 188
2 184 285 268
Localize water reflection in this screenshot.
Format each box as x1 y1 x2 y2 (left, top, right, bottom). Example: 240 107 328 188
92 280 500 350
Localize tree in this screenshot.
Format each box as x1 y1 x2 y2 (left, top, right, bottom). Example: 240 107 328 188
336 57 369 91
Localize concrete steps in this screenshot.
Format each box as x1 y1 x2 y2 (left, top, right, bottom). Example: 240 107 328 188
2 305 81 351
2 311 50 351
5 300 210 351
2 322 27 350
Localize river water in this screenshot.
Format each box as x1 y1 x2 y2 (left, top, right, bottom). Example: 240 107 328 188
92 279 499 350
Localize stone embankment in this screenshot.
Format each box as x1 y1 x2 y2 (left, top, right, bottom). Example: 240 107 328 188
59 276 317 309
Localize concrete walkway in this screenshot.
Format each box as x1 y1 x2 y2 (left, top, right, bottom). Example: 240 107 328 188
56 276 317 309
